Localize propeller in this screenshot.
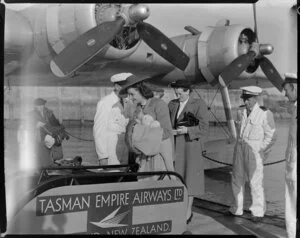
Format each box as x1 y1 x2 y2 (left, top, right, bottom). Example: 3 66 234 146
136 22 189 71
219 3 284 92
51 4 189 78
51 18 126 78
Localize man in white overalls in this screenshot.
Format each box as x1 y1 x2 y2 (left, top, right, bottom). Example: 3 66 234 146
282 73 297 238
227 86 276 222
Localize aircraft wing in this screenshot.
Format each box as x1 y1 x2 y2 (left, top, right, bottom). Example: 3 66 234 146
4 3 296 88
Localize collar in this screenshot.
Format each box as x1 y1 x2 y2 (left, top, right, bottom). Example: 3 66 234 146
180 96 189 105
140 98 151 109
245 103 259 117
111 91 120 101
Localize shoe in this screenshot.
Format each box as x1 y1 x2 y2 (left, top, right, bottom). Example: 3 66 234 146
186 213 193 224
251 216 263 223
224 210 242 217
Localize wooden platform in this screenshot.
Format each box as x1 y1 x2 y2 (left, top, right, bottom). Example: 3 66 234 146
188 198 286 237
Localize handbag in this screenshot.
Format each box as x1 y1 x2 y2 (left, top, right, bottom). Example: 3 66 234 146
132 124 163 156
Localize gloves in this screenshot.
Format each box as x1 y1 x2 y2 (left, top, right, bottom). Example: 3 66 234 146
44 134 55 148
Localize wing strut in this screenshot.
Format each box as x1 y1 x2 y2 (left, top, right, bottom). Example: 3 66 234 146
218 76 237 141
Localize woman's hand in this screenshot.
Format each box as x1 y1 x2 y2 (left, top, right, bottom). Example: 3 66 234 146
177 126 188 134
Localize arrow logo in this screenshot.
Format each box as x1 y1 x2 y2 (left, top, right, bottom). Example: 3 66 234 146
90 206 130 228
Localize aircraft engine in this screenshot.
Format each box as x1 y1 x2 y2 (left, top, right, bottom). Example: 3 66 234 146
44 4 141 65
197 24 258 86
5 10 34 62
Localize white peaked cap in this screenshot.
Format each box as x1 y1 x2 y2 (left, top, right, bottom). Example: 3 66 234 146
240 86 262 96
110 72 133 83
284 73 297 79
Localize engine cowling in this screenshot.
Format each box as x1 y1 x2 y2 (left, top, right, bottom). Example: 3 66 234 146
197 23 258 86
5 10 33 62
40 4 141 66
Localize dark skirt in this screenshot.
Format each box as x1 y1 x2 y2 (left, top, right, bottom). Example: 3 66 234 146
174 134 204 196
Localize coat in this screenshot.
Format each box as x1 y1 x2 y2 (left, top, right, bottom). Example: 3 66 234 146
24 107 61 169
106 101 129 165
142 97 173 140
126 97 174 177
285 101 297 238
93 91 120 160
168 97 209 196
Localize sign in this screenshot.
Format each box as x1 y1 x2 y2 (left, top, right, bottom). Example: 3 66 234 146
8 180 188 234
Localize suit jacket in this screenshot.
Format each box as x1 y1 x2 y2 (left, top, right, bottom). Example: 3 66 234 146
168 97 209 143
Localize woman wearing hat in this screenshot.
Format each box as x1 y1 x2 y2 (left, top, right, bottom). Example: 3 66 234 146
120 75 175 177
168 80 209 224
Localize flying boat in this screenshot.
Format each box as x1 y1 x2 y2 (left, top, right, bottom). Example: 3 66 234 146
2 1 297 235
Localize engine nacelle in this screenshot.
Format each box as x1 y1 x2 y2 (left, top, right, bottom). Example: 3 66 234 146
198 24 257 86
5 10 33 62
38 4 140 65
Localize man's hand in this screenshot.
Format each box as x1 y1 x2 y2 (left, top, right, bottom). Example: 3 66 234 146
177 126 188 135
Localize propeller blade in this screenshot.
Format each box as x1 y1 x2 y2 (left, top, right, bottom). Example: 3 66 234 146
219 51 256 86
259 56 284 92
51 18 125 78
252 3 259 42
137 22 189 71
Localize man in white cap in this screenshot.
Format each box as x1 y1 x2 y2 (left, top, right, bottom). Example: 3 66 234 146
93 73 133 166
226 86 276 222
282 73 297 238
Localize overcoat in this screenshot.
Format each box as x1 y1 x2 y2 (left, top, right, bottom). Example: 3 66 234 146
26 107 61 168
285 101 297 238
168 97 209 196
126 97 174 177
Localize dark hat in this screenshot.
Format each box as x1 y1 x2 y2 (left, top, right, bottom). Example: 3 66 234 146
34 98 47 106
282 73 297 87
170 80 192 89
119 75 151 95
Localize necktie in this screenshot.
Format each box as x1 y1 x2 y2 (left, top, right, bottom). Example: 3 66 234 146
247 109 251 117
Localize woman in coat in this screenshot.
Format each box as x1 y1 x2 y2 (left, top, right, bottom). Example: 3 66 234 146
120 75 175 176
168 80 209 224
